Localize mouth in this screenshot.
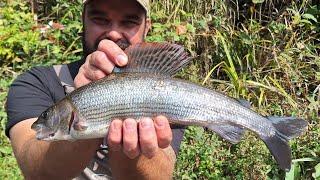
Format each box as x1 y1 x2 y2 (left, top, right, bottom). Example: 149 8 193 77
31 123 56 140
94 39 130 51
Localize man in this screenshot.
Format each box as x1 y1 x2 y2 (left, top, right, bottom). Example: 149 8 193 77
5 0 185 179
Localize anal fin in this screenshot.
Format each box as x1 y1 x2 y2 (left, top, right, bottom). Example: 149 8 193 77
207 123 245 144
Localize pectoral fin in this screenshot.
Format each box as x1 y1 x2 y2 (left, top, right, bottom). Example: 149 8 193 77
71 112 88 131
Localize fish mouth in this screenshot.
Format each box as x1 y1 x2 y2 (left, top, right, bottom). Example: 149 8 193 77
31 123 56 140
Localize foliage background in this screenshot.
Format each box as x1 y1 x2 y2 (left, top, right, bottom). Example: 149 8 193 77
0 0 319 179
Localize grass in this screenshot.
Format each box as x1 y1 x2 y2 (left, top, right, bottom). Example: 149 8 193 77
0 0 319 179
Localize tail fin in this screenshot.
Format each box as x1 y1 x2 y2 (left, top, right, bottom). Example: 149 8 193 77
262 117 308 171
262 133 292 171
268 116 308 140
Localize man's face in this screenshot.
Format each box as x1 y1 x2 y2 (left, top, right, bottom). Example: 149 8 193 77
83 0 150 56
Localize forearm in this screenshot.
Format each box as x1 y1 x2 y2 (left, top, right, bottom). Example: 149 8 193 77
20 138 101 179
16 137 101 179
9 118 102 179
109 146 176 180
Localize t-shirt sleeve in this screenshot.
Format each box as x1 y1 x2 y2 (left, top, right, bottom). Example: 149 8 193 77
5 67 65 138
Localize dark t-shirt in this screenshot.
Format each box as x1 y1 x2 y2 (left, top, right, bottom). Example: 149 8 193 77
5 60 184 154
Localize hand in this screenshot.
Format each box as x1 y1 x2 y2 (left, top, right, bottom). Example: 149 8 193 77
107 116 173 159
74 39 128 88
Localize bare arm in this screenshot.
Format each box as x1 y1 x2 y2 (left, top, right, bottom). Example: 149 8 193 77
10 118 102 179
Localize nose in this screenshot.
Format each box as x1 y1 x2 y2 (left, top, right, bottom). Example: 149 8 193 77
106 28 123 42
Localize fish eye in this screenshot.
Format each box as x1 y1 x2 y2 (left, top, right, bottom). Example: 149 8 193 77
49 133 55 138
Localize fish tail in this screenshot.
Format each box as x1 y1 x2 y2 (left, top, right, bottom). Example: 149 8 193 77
262 116 308 171
262 132 291 171
268 116 308 140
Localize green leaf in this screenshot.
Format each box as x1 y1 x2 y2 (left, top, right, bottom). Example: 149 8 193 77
313 163 320 179
0 146 12 155
186 23 196 33
252 0 265 4
300 19 313 25
316 72 320 81
302 13 318 22
285 162 301 180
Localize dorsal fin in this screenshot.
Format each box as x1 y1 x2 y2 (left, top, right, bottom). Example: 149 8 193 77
114 42 192 76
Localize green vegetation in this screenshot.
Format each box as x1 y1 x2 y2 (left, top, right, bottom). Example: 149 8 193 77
0 0 319 179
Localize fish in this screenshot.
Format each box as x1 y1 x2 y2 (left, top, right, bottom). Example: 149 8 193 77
31 42 308 171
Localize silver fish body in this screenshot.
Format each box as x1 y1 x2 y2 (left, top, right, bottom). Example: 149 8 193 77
68 73 271 139
31 42 308 171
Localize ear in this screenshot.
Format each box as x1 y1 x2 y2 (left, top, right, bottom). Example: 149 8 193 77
144 18 151 38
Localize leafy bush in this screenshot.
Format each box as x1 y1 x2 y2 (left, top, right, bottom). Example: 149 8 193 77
0 0 82 75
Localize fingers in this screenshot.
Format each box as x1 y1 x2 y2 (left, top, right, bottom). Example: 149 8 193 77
107 116 173 160
154 116 172 149
98 40 128 66
74 70 92 88
139 117 158 158
74 39 128 88
89 51 115 75
107 119 123 152
122 119 140 159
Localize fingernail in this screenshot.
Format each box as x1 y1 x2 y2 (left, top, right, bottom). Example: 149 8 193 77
124 119 136 130
116 54 128 66
141 118 153 128
155 118 166 128
112 121 121 131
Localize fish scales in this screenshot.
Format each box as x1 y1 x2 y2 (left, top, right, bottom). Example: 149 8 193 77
73 74 201 120
69 73 274 138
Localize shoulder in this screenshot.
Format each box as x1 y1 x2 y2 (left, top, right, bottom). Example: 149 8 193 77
16 66 57 83
5 66 65 137
12 66 56 86
9 66 64 99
